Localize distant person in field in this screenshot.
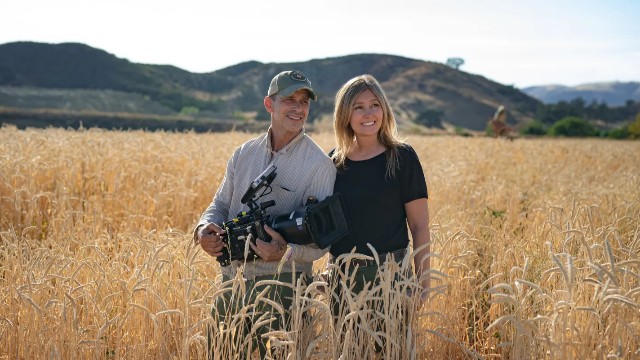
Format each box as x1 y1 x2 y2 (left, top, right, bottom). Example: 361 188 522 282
193 70 336 358
489 105 516 139
328 74 431 353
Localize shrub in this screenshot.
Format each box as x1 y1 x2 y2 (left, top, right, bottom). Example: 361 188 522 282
520 120 546 136
607 127 629 139
548 116 596 137
180 106 199 116
415 108 444 129
455 126 472 137
485 123 495 137
628 113 640 139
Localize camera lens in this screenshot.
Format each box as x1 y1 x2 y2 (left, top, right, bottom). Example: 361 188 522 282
312 210 335 236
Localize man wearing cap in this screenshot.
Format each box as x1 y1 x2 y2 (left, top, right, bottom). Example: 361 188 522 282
194 70 336 357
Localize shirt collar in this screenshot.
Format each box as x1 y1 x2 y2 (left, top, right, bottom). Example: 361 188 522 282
265 127 305 154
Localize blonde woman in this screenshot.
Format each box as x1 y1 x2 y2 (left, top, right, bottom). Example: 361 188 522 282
330 74 431 312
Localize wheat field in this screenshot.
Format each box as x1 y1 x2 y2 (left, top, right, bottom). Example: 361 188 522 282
1 125 639 359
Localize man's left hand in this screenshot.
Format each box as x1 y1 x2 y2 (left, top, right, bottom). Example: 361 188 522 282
249 225 288 261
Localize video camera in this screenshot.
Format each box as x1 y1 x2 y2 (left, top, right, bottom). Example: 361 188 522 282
217 165 349 267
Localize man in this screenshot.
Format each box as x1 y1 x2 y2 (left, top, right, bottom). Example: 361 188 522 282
194 70 336 358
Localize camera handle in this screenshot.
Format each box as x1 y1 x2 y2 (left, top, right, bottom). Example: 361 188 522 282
254 221 272 243
260 200 275 211
253 200 275 242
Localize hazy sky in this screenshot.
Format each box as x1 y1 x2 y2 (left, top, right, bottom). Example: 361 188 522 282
2 0 639 88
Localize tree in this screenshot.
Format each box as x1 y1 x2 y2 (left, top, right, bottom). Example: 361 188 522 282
535 98 640 125
446 57 465 70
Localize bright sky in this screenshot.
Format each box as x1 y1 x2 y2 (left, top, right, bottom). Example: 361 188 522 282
2 0 639 88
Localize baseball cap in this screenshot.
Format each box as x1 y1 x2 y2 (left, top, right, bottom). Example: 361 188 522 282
267 70 317 101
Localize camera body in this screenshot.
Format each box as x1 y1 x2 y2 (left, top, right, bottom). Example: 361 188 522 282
216 165 350 267
218 207 274 267
216 166 277 267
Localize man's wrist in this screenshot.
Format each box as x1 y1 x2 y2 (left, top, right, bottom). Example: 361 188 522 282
193 224 205 244
285 244 295 261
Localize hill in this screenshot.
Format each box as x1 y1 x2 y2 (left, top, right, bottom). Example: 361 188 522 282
522 82 640 106
0 86 175 114
0 41 542 132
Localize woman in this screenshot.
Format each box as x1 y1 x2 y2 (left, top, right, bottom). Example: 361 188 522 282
329 75 431 348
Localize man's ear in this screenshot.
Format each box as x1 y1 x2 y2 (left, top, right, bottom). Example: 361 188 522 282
264 96 274 113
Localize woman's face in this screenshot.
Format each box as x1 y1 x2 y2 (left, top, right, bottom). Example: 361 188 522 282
349 89 383 138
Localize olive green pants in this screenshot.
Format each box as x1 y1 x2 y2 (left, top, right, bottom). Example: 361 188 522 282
330 264 409 355
209 272 309 359
330 264 387 319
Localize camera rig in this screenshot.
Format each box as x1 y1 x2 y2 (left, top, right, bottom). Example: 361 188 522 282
217 165 349 266
217 165 277 266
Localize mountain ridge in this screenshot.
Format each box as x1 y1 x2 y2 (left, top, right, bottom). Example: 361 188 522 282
522 81 640 106
0 41 545 131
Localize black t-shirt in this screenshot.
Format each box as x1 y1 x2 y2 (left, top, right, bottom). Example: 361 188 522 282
330 144 428 257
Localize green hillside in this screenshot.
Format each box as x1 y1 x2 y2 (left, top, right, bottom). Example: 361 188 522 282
0 41 543 132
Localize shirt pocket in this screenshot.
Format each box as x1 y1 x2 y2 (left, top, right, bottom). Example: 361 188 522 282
270 178 300 210
274 179 297 194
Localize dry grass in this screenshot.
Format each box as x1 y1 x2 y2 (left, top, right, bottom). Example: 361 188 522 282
1 125 639 359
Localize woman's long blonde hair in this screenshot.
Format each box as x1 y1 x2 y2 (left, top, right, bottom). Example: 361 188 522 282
332 74 404 178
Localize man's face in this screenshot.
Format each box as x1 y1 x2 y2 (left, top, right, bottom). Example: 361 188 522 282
266 89 311 135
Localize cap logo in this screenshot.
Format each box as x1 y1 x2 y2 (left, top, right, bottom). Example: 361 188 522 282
289 71 307 82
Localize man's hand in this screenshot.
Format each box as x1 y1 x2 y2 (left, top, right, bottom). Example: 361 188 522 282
249 225 288 261
197 223 226 258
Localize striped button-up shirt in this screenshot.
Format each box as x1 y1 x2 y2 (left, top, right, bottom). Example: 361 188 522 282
197 128 336 278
